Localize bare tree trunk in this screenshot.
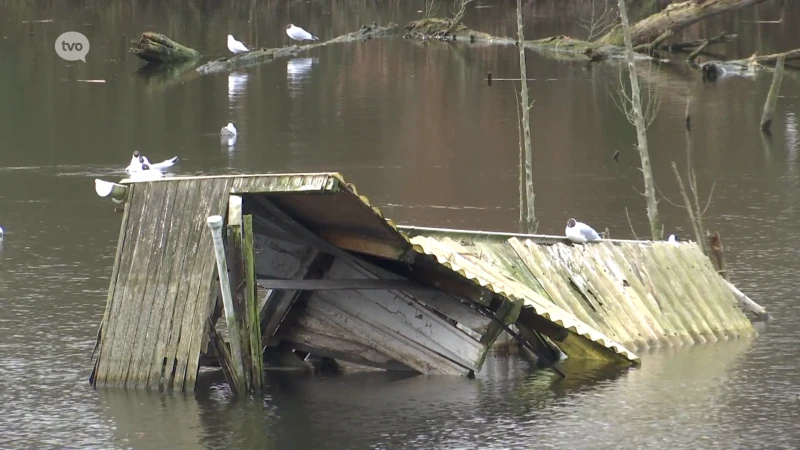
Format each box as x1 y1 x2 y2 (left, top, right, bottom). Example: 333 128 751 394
517 0 536 233
617 0 660 240
597 0 769 47
761 54 785 133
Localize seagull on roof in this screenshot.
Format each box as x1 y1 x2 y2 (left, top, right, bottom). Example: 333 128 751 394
286 24 319 43
129 163 165 181
221 122 237 137
565 218 602 244
126 151 178 173
667 234 681 246
227 34 249 54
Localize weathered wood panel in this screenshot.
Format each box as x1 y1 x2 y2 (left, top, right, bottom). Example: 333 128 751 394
277 297 412 371
92 178 232 391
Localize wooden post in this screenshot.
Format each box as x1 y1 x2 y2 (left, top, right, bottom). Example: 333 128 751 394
708 232 729 281
227 196 253 390
243 214 263 391
516 0 536 234
206 215 246 394
760 54 785 133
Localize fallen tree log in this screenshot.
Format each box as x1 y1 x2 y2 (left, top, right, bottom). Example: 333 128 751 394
129 32 202 64
700 48 800 81
595 0 769 47
196 23 399 75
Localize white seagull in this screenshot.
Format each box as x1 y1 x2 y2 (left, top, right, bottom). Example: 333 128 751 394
126 151 178 173
667 234 681 246
286 24 319 43
565 218 602 244
0 226 4 238
221 122 237 137
129 163 165 181
227 34 249 54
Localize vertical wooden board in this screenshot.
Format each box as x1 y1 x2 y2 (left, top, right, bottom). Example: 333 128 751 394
174 179 233 390
517 240 604 331
91 186 133 383
310 292 466 374
580 244 661 348
680 245 753 334
628 243 705 344
324 259 485 369
148 179 204 389
591 244 670 346
604 243 687 346
96 183 153 386
119 181 175 387
653 245 729 339
548 244 634 346
105 183 170 387
138 180 194 390
125 182 180 389
243 216 264 390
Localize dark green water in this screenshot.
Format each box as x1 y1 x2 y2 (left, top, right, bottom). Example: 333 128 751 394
0 1 798 448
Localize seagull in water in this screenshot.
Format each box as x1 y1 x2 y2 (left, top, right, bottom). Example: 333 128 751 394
286 24 319 43
565 218 602 244
227 34 249 54
221 122 237 137
667 234 681 246
126 151 178 173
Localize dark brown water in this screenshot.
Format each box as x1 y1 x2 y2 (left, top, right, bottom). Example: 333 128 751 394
1 0 799 448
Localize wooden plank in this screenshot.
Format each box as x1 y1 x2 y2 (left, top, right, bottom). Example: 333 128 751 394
90 182 133 385
158 179 208 389
146 179 203 389
334 255 492 335
277 309 413 371
407 263 494 307
226 194 251 391
102 182 165 387
260 250 324 342
321 259 485 371
319 229 415 262
308 292 467 374
174 178 233 390
243 215 264 391
126 181 179 388
256 278 441 291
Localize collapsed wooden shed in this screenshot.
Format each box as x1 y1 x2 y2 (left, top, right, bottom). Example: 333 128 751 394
89 172 759 392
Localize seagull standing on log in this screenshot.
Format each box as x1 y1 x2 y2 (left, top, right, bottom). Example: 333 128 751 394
286 24 319 43
565 218 602 244
227 34 249 54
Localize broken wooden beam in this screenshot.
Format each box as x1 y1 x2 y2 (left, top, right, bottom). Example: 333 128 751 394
319 229 416 262
760 54 785 133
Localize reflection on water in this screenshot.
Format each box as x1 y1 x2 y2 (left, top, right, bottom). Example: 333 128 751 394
227 72 249 104
286 57 317 98
0 0 799 448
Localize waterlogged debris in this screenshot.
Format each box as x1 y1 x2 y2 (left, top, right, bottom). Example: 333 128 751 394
59 79 107 83
22 19 54 23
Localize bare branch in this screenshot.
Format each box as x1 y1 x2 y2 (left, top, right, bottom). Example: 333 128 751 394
701 181 716 216
654 179 685 208
625 207 640 240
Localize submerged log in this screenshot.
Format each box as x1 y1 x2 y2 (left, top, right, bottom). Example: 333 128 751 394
129 32 202 64
761 55 786 133
196 23 399 75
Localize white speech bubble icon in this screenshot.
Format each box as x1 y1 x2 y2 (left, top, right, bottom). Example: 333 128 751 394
55 31 90 62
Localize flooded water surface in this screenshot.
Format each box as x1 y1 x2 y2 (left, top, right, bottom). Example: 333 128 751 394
1 0 799 448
